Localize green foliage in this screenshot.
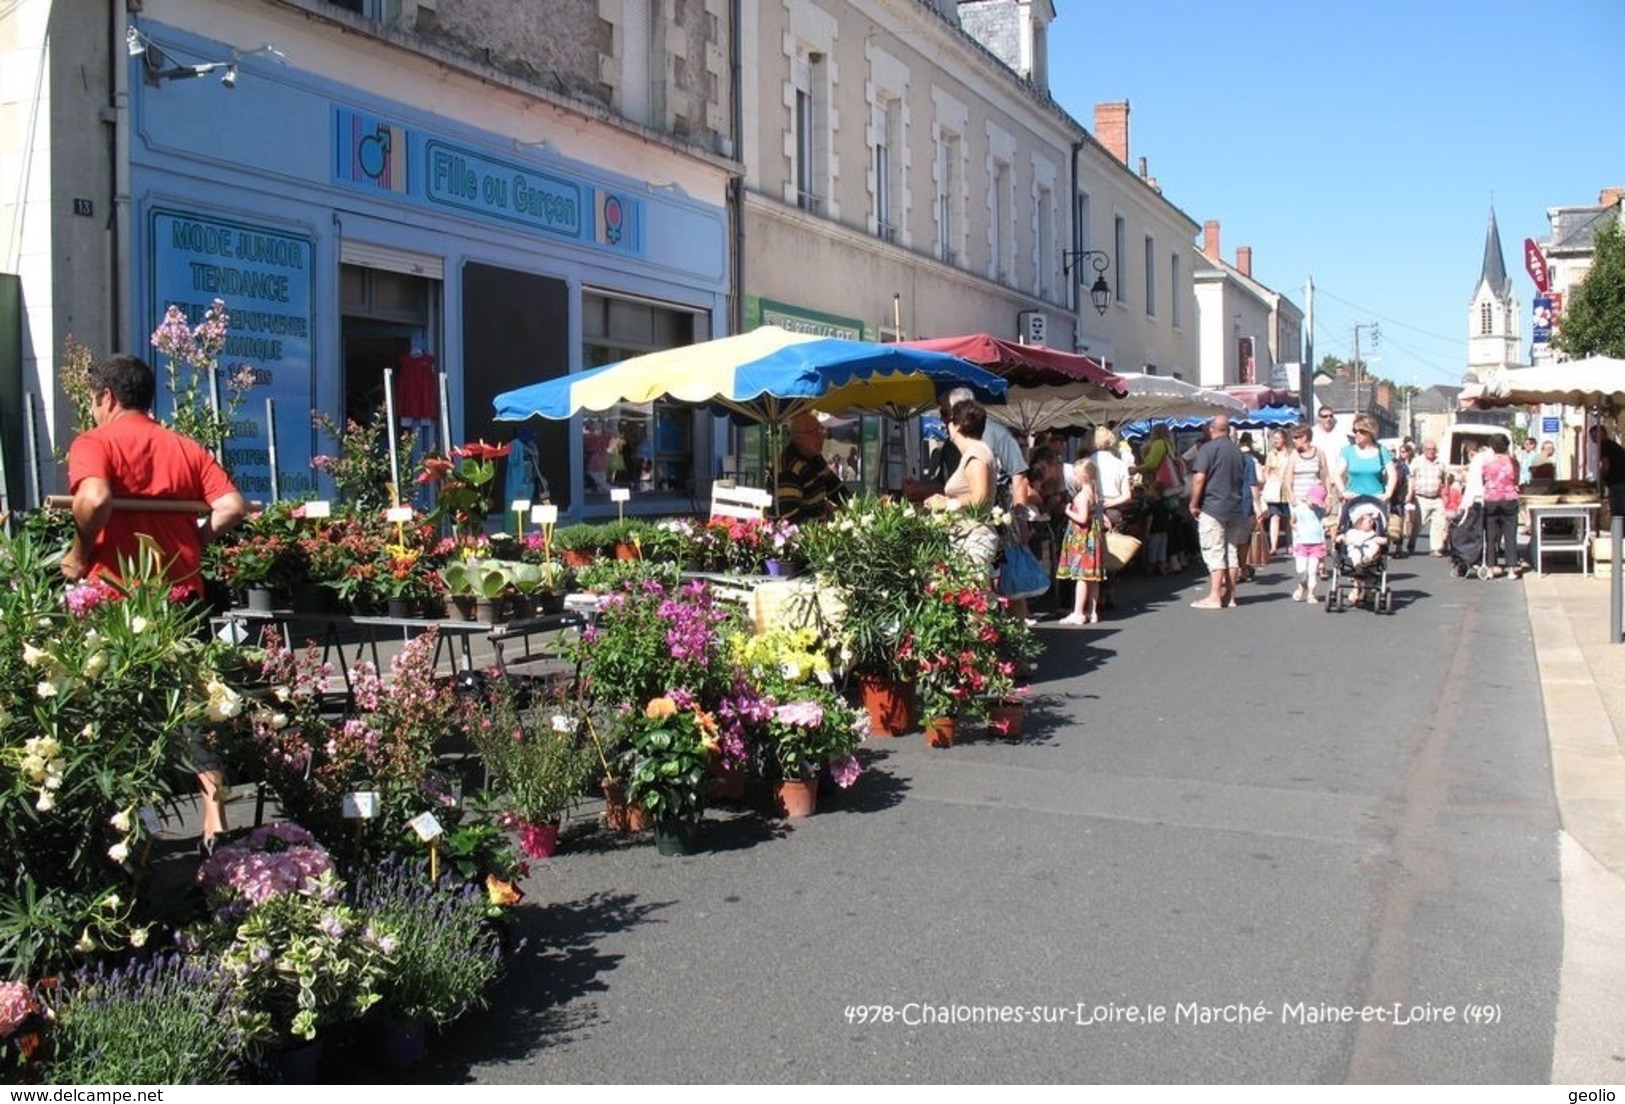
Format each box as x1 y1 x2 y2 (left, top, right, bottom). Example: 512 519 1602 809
619 698 712 823
550 522 603 554
311 411 415 512
43 954 248 1085
796 494 955 679
0 528 228 977
468 682 597 824
149 300 253 462
344 859 504 1026
1556 215 1625 359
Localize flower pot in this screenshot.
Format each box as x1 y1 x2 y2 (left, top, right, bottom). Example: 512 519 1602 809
653 817 699 856
856 674 917 737
614 542 640 561
447 594 478 621
386 597 412 620
706 759 748 802
987 702 1025 743
245 586 275 614
925 714 957 749
368 1017 428 1069
290 582 332 614
536 591 566 615
774 777 818 819
516 819 561 859
561 549 594 568
764 558 784 576
475 596 508 625
601 779 650 833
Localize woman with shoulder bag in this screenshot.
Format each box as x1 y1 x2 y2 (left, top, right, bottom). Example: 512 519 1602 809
1136 424 1188 574
1261 428 1293 557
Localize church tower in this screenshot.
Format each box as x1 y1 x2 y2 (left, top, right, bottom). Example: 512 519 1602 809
1466 206 1522 381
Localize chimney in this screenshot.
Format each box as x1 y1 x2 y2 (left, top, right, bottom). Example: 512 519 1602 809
1602 186 1624 208
1138 156 1148 180
1095 101 1130 164
1203 220 1220 262
1236 246 1252 278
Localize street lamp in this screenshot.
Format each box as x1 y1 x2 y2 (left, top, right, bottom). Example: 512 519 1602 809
1063 249 1112 316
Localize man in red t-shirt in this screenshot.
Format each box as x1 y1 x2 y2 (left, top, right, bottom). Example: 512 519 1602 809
65 352 247 848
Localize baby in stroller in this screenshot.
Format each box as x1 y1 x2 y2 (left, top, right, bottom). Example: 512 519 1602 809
1328 496 1392 611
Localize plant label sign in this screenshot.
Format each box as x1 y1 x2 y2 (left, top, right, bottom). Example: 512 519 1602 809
610 488 631 502
342 791 380 819
511 499 531 513
386 506 414 523
408 811 444 841
532 504 559 525
302 500 332 519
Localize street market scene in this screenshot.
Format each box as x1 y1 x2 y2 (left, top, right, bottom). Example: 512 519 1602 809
1 0 1624 1088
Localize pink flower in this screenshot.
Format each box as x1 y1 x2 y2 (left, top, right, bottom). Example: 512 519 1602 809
0 981 36 1038
829 756 863 789
774 700 825 729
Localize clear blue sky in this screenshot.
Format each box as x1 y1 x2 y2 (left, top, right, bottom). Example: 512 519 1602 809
1048 0 1623 388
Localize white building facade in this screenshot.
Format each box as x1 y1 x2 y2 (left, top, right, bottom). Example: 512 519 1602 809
1191 219 1303 391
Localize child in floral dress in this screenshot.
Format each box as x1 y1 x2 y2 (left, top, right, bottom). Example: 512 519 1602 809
1056 458 1105 625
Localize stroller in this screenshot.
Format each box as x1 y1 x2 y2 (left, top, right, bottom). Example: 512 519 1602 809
1325 495 1394 613
1447 502 1494 580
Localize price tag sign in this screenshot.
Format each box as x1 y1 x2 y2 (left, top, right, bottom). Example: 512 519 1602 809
610 488 631 503
532 504 559 525
302 500 332 519
342 791 380 819
815 668 835 686
407 811 444 841
550 713 575 733
511 499 532 513
385 506 414 523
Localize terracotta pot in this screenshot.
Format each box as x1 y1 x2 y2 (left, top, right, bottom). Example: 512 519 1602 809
856 673 917 737
561 549 594 568
987 702 1025 742
601 779 650 833
925 714 957 749
614 542 640 561
774 777 818 819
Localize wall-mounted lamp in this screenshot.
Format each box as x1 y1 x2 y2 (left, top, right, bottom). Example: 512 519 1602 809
1062 248 1112 316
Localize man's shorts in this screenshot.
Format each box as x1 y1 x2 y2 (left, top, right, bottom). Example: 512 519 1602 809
1198 512 1252 571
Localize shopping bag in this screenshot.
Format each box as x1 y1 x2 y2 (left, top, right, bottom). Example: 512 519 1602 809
998 543 1051 600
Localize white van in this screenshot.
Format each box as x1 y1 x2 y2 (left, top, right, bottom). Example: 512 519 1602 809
1436 424 1512 469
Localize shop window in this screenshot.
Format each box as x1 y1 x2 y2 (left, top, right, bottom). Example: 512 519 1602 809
581 292 708 509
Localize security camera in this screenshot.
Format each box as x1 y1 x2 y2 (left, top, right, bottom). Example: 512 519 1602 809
219 64 237 89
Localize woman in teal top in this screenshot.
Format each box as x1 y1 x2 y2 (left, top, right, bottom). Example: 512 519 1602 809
1338 415 1397 502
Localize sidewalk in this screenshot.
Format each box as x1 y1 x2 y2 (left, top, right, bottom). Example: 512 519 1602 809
1525 570 1625 1083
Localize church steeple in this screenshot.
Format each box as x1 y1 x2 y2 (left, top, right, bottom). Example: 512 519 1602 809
1479 207 1512 300
1466 204 1522 381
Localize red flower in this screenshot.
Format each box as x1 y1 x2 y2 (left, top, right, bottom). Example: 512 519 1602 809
416 456 455 483
451 440 512 461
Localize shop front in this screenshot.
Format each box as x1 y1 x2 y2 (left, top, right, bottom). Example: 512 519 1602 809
127 22 729 516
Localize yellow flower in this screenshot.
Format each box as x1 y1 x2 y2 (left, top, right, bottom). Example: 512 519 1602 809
644 696 678 720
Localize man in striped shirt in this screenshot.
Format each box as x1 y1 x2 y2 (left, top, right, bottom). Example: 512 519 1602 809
1407 439 1448 555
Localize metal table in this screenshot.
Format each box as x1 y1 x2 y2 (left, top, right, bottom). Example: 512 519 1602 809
1527 501 1600 575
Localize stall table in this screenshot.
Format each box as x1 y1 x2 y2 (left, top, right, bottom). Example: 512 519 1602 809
1527 500 1600 576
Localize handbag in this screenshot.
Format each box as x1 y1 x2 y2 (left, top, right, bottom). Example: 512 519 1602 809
1156 455 1182 492
1262 476 1283 504
997 542 1050 600
1104 530 1142 573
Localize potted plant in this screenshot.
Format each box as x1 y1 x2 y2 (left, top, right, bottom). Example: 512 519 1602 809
417 440 511 538
551 523 601 567
735 627 863 815
345 857 506 1068
440 558 479 621
602 518 648 560
468 683 597 857
370 545 439 618
187 825 391 1069
618 696 714 855
902 561 1014 747
473 560 513 624
42 953 250 1085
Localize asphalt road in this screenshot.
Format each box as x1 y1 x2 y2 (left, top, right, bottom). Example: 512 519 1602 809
421 552 1561 1084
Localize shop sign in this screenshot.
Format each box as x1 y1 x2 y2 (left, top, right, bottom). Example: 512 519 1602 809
150 209 316 498
332 108 644 256
745 297 865 341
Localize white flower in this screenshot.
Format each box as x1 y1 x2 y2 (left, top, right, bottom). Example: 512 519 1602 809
36 679 58 699
21 643 48 667
204 678 243 722
82 651 108 679
128 926 149 949
80 723 95 740
75 931 96 953
109 808 132 833
549 714 574 733
36 790 56 812
129 615 150 634
270 712 288 729
107 841 130 863
101 893 123 911
273 686 292 703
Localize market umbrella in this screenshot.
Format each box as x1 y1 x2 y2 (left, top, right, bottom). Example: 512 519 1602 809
1004 371 1246 433
492 325 1006 425
1119 403 1302 439
1459 356 1625 410
899 333 1128 438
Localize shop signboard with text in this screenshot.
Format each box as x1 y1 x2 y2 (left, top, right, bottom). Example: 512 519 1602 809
149 209 316 499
